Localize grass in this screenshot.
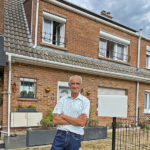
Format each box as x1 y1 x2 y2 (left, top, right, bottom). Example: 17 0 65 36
81 139 112 150
81 132 112 150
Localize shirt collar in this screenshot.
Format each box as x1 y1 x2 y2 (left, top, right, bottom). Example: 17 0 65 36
68 93 82 100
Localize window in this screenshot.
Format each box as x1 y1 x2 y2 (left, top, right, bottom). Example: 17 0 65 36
146 46 150 69
99 38 128 62
57 81 70 101
20 78 36 98
97 87 127 117
144 92 150 113
99 31 130 62
42 12 66 47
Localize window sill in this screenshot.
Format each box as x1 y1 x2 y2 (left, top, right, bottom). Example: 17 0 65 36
146 67 150 70
17 97 41 101
40 42 68 51
144 110 150 114
98 56 130 65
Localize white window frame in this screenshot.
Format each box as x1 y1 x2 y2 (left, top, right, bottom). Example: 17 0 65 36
42 12 66 47
57 81 70 101
99 31 130 62
146 46 150 69
144 91 150 114
20 78 36 98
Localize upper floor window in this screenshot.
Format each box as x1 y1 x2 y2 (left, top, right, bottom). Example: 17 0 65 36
42 12 66 47
99 31 130 62
20 78 36 98
144 91 150 113
146 46 150 69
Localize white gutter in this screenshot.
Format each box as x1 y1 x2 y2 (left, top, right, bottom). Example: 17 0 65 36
135 29 142 125
7 54 12 136
137 29 142 68
5 52 150 83
33 0 39 48
135 82 139 126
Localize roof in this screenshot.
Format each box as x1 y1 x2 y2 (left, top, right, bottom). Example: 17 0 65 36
56 0 137 32
0 36 6 66
4 0 150 83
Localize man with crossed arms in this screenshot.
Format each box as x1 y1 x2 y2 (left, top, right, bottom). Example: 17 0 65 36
51 75 90 150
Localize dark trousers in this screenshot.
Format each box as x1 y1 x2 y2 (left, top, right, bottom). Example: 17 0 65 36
51 130 82 150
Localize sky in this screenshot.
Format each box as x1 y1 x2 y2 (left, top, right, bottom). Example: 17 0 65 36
66 0 150 38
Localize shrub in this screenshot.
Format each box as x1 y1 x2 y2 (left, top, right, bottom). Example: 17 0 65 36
27 105 36 108
88 119 98 127
20 90 27 95
17 104 23 108
28 91 34 95
40 110 53 129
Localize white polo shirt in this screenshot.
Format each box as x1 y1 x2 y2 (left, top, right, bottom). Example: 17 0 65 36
53 93 90 135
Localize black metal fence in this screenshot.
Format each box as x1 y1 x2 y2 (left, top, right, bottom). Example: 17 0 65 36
114 116 150 150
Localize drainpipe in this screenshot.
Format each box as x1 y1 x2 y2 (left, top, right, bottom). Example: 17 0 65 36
135 29 142 125
7 54 12 136
137 29 142 68
33 0 39 48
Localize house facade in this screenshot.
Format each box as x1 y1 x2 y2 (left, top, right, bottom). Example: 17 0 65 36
1 0 150 136
0 0 6 127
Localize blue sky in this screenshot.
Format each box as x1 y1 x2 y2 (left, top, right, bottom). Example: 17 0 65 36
66 0 150 38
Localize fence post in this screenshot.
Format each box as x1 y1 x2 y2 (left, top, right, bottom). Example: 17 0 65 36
112 117 116 150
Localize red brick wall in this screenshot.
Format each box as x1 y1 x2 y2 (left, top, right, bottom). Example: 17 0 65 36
0 0 4 34
31 0 37 44
2 0 150 131
31 1 140 68
2 63 138 127
29 1 150 70
140 38 150 69
23 0 33 32
138 83 150 118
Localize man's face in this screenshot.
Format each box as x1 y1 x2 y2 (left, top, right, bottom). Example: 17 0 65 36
69 77 82 95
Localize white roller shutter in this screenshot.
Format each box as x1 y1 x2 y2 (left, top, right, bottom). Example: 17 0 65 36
98 87 128 117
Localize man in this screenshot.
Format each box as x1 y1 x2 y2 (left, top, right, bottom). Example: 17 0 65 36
51 75 90 150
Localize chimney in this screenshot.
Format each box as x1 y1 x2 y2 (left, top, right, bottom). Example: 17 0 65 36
101 10 113 19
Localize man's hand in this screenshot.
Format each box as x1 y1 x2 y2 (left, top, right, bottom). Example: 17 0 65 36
61 113 88 127
52 114 69 125
78 114 87 120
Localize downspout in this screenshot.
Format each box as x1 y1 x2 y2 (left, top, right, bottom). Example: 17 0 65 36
135 29 142 125
7 54 12 136
33 0 39 48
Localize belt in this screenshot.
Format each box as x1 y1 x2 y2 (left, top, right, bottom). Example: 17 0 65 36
57 130 81 136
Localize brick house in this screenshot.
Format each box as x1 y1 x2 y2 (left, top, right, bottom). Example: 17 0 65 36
0 0 6 129
1 0 150 136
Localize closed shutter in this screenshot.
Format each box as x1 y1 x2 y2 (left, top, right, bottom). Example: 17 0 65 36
98 87 128 117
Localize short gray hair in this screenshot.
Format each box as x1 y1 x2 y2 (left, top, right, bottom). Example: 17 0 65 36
69 75 82 84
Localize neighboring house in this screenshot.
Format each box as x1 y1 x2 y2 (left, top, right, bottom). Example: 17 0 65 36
1 0 150 136
0 0 6 126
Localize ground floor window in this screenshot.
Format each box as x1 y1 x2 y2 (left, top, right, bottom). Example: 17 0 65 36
144 92 150 113
20 78 36 98
57 81 70 100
